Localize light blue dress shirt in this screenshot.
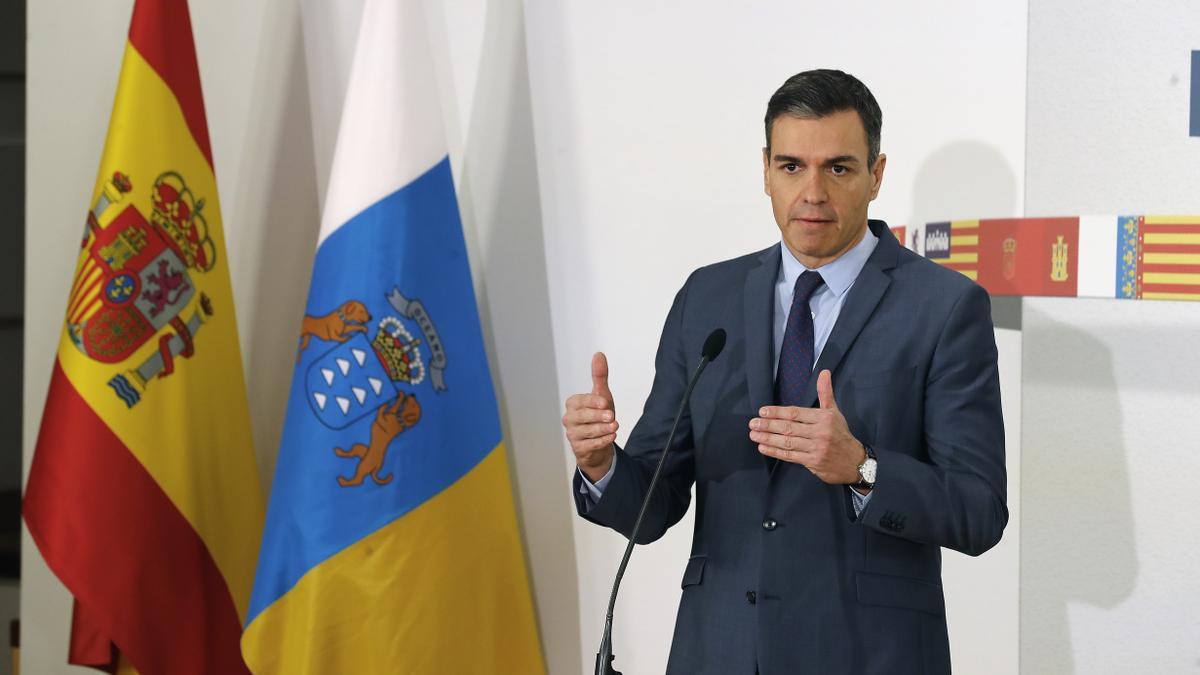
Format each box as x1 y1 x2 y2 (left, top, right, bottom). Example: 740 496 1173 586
580 228 881 516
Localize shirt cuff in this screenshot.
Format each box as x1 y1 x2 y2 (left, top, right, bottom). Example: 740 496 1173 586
577 454 618 503
850 486 873 517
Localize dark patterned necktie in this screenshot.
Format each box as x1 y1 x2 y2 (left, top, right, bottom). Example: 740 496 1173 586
775 270 825 406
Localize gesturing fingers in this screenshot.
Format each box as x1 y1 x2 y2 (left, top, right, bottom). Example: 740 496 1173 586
749 428 810 453
565 420 619 442
749 413 832 440
748 405 838 468
749 416 803 436
566 393 613 412
757 405 824 424
563 407 614 426
755 438 811 465
573 432 618 453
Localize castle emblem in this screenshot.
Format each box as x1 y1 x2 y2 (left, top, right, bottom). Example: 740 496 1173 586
67 170 219 408
1050 234 1070 282
924 222 951 259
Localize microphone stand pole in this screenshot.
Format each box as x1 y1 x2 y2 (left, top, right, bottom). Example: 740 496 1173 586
595 351 716 675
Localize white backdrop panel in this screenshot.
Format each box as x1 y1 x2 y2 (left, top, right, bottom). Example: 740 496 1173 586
1024 0 1200 671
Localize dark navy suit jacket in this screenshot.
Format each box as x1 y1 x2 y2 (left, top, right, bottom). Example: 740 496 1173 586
573 220 1007 674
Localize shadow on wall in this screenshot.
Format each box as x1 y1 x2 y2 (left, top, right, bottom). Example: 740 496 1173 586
908 140 1019 226
1019 301 1137 674
233 1 321 492
908 139 1022 330
453 0 583 671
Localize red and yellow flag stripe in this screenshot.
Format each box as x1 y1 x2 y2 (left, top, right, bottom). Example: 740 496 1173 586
1138 216 1200 301
942 220 981 280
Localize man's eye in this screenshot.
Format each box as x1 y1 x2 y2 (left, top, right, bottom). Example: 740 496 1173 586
830 165 849 175
782 163 799 173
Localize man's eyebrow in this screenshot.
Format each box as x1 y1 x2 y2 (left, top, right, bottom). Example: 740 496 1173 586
824 155 860 165
771 154 861 165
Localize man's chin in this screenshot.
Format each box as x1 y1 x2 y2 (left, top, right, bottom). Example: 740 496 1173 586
785 229 834 250
784 241 833 263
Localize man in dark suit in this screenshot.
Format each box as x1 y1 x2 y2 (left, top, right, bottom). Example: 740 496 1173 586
562 70 1007 674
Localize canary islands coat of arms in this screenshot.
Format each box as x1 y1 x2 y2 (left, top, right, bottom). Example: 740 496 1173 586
297 289 449 488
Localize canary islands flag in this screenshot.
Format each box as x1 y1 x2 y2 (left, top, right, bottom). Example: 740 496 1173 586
23 0 264 672
241 1 544 672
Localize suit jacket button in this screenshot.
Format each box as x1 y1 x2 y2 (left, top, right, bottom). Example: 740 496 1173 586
746 591 757 605
762 518 777 531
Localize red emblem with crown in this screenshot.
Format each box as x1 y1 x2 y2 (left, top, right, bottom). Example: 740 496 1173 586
68 170 220 407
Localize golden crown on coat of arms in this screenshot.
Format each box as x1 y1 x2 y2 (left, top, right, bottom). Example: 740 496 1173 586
373 316 425 385
150 172 216 272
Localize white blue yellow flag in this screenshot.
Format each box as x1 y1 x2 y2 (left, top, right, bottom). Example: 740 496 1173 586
241 0 544 671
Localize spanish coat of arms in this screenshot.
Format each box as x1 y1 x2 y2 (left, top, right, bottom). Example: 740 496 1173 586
67 170 217 408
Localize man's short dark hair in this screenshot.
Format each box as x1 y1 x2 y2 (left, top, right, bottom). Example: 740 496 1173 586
765 69 882 168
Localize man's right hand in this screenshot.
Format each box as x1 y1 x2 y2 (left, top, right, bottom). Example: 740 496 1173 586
563 352 619 483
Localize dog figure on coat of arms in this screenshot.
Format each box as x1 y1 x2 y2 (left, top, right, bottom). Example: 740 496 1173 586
334 392 422 487
297 299 371 361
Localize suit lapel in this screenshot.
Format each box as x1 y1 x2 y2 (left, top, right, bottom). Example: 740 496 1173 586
743 245 780 415
803 220 900 406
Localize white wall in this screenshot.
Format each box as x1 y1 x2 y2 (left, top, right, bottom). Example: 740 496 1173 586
1023 1 1200 671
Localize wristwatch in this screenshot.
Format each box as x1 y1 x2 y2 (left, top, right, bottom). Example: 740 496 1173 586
855 444 877 488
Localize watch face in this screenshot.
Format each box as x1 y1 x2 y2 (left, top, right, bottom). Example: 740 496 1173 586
860 458 877 484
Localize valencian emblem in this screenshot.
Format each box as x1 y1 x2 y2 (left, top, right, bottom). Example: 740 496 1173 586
1117 216 1140 298
67 170 218 408
1050 234 1070 282
1002 237 1017 280
298 288 449 487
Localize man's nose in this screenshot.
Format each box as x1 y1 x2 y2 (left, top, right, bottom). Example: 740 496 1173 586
798 171 828 205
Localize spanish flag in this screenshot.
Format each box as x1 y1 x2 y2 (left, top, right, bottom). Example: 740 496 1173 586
241 0 544 672
23 1 263 672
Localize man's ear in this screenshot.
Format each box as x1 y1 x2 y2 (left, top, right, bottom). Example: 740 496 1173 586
869 153 887 200
762 147 771 196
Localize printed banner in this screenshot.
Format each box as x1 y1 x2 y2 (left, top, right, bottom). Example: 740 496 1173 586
905 216 1200 302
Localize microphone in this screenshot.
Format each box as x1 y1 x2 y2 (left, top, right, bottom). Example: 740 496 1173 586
595 328 726 675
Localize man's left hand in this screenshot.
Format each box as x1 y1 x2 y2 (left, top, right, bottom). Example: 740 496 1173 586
749 369 866 484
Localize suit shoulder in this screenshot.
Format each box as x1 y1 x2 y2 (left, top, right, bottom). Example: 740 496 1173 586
682 244 776 290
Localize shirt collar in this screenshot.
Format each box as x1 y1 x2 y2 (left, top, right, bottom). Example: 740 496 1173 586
778 225 880 298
